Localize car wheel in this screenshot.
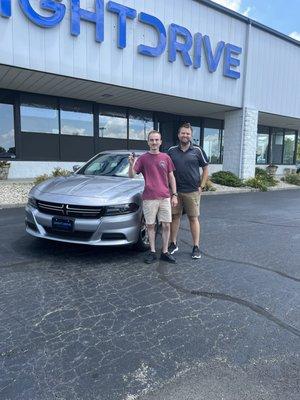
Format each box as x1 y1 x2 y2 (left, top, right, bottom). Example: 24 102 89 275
134 215 150 252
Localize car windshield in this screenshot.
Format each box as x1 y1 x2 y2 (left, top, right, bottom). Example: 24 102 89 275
78 153 136 178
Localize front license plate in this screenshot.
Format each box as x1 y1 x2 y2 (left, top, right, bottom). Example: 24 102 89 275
52 217 74 232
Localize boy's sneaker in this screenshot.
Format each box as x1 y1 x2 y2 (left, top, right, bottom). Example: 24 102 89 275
192 246 201 259
160 252 176 264
168 242 178 254
144 251 157 264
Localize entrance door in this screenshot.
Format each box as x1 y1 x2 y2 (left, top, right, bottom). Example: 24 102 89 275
156 113 180 152
0 102 15 158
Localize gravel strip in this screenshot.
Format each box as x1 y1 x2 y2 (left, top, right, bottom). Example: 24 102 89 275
0 182 33 207
0 180 299 208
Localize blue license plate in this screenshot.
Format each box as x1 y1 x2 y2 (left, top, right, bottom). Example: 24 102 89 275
52 218 74 232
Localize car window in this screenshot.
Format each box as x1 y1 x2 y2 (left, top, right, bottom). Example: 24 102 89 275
78 153 143 179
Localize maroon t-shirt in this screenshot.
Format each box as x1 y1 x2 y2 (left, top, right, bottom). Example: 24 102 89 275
134 152 175 200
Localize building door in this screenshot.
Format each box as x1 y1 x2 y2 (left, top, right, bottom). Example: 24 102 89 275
156 113 180 152
0 102 15 159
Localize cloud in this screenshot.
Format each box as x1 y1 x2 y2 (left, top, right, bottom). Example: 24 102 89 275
211 0 251 16
242 6 251 16
211 0 242 12
289 31 300 41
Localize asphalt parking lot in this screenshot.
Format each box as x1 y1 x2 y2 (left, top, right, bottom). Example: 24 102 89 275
0 190 300 400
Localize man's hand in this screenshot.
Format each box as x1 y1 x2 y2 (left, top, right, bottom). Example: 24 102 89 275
171 195 178 207
128 152 136 166
198 186 203 194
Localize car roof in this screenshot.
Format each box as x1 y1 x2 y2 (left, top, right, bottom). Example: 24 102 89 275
99 150 147 155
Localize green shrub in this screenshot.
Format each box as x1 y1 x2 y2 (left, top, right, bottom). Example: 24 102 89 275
52 167 70 177
244 177 268 192
284 174 300 186
34 174 50 185
34 167 71 185
211 171 244 187
255 168 277 186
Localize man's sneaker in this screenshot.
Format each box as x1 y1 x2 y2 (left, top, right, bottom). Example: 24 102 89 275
192 246 201 259
168 242 178 255
144 251 157 264
160 252 176 264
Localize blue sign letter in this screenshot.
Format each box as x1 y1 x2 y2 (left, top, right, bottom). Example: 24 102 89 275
0 0 11 17
18 0 65 28
203 35 225 73
107 1 136 49
193 33 202 69
71 0 104 43
168 24 193 67
223 43 242 79
137 12 166 57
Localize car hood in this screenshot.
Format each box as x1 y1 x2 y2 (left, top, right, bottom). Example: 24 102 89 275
32 175 144 204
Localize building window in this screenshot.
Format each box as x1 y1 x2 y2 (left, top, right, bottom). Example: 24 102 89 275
99 108 127 139
283 132 296 164
256 133 269 164
20 95 59 134
203 128 222 163
297 136 300 163
271 129 284 164
191 126 201 146
129 110 153 141
0 103 15 158
256 126 297 165
60 99 93 136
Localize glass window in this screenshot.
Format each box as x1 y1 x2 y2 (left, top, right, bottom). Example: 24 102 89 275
60 99 93 136
271 129 284 164
191 126 201 146
203 128 222 163
0 103 15 158
283 132 296 164
99 108 127 139
79 153 131 178
129 110 153 141
297 136 300 163
256 134 269 164
20 95 59 134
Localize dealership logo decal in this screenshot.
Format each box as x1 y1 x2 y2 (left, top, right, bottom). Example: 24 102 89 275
0 0 242 79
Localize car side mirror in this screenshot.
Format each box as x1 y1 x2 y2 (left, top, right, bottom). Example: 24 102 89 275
73 165 80 172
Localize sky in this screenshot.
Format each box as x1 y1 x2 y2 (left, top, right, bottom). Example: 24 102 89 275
211 0 300 40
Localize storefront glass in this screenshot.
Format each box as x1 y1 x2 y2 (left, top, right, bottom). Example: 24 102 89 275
203 128 222 163
0 103 15 157
256 134 269 164
60 100 93 136
283 132 296 164
129 111 153 141
21 95 59 134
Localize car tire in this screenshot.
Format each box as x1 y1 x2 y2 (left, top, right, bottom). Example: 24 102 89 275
134 215 150 252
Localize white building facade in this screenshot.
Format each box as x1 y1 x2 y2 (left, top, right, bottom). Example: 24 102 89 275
0 0 299 178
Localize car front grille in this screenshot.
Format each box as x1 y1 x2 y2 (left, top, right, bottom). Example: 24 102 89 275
43 227 94 240
37 201 105 219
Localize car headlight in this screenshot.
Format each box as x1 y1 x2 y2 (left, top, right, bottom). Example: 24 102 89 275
27 196 37 208
105 203 139 216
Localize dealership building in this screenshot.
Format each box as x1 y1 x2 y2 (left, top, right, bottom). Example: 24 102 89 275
0 0 299 179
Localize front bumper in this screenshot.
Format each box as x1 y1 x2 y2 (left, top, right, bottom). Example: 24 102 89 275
25 205 142 246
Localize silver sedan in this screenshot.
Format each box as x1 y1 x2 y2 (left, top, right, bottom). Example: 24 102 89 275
25 151 149 250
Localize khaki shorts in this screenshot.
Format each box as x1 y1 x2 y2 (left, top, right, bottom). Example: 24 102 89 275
143 198 172 225
172 191 200 217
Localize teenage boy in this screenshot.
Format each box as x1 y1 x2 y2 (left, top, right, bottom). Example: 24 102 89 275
129 130 178 264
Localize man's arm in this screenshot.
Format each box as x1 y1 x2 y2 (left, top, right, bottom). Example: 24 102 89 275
128 154 137 178
169 171 178 207
200 165 209 190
